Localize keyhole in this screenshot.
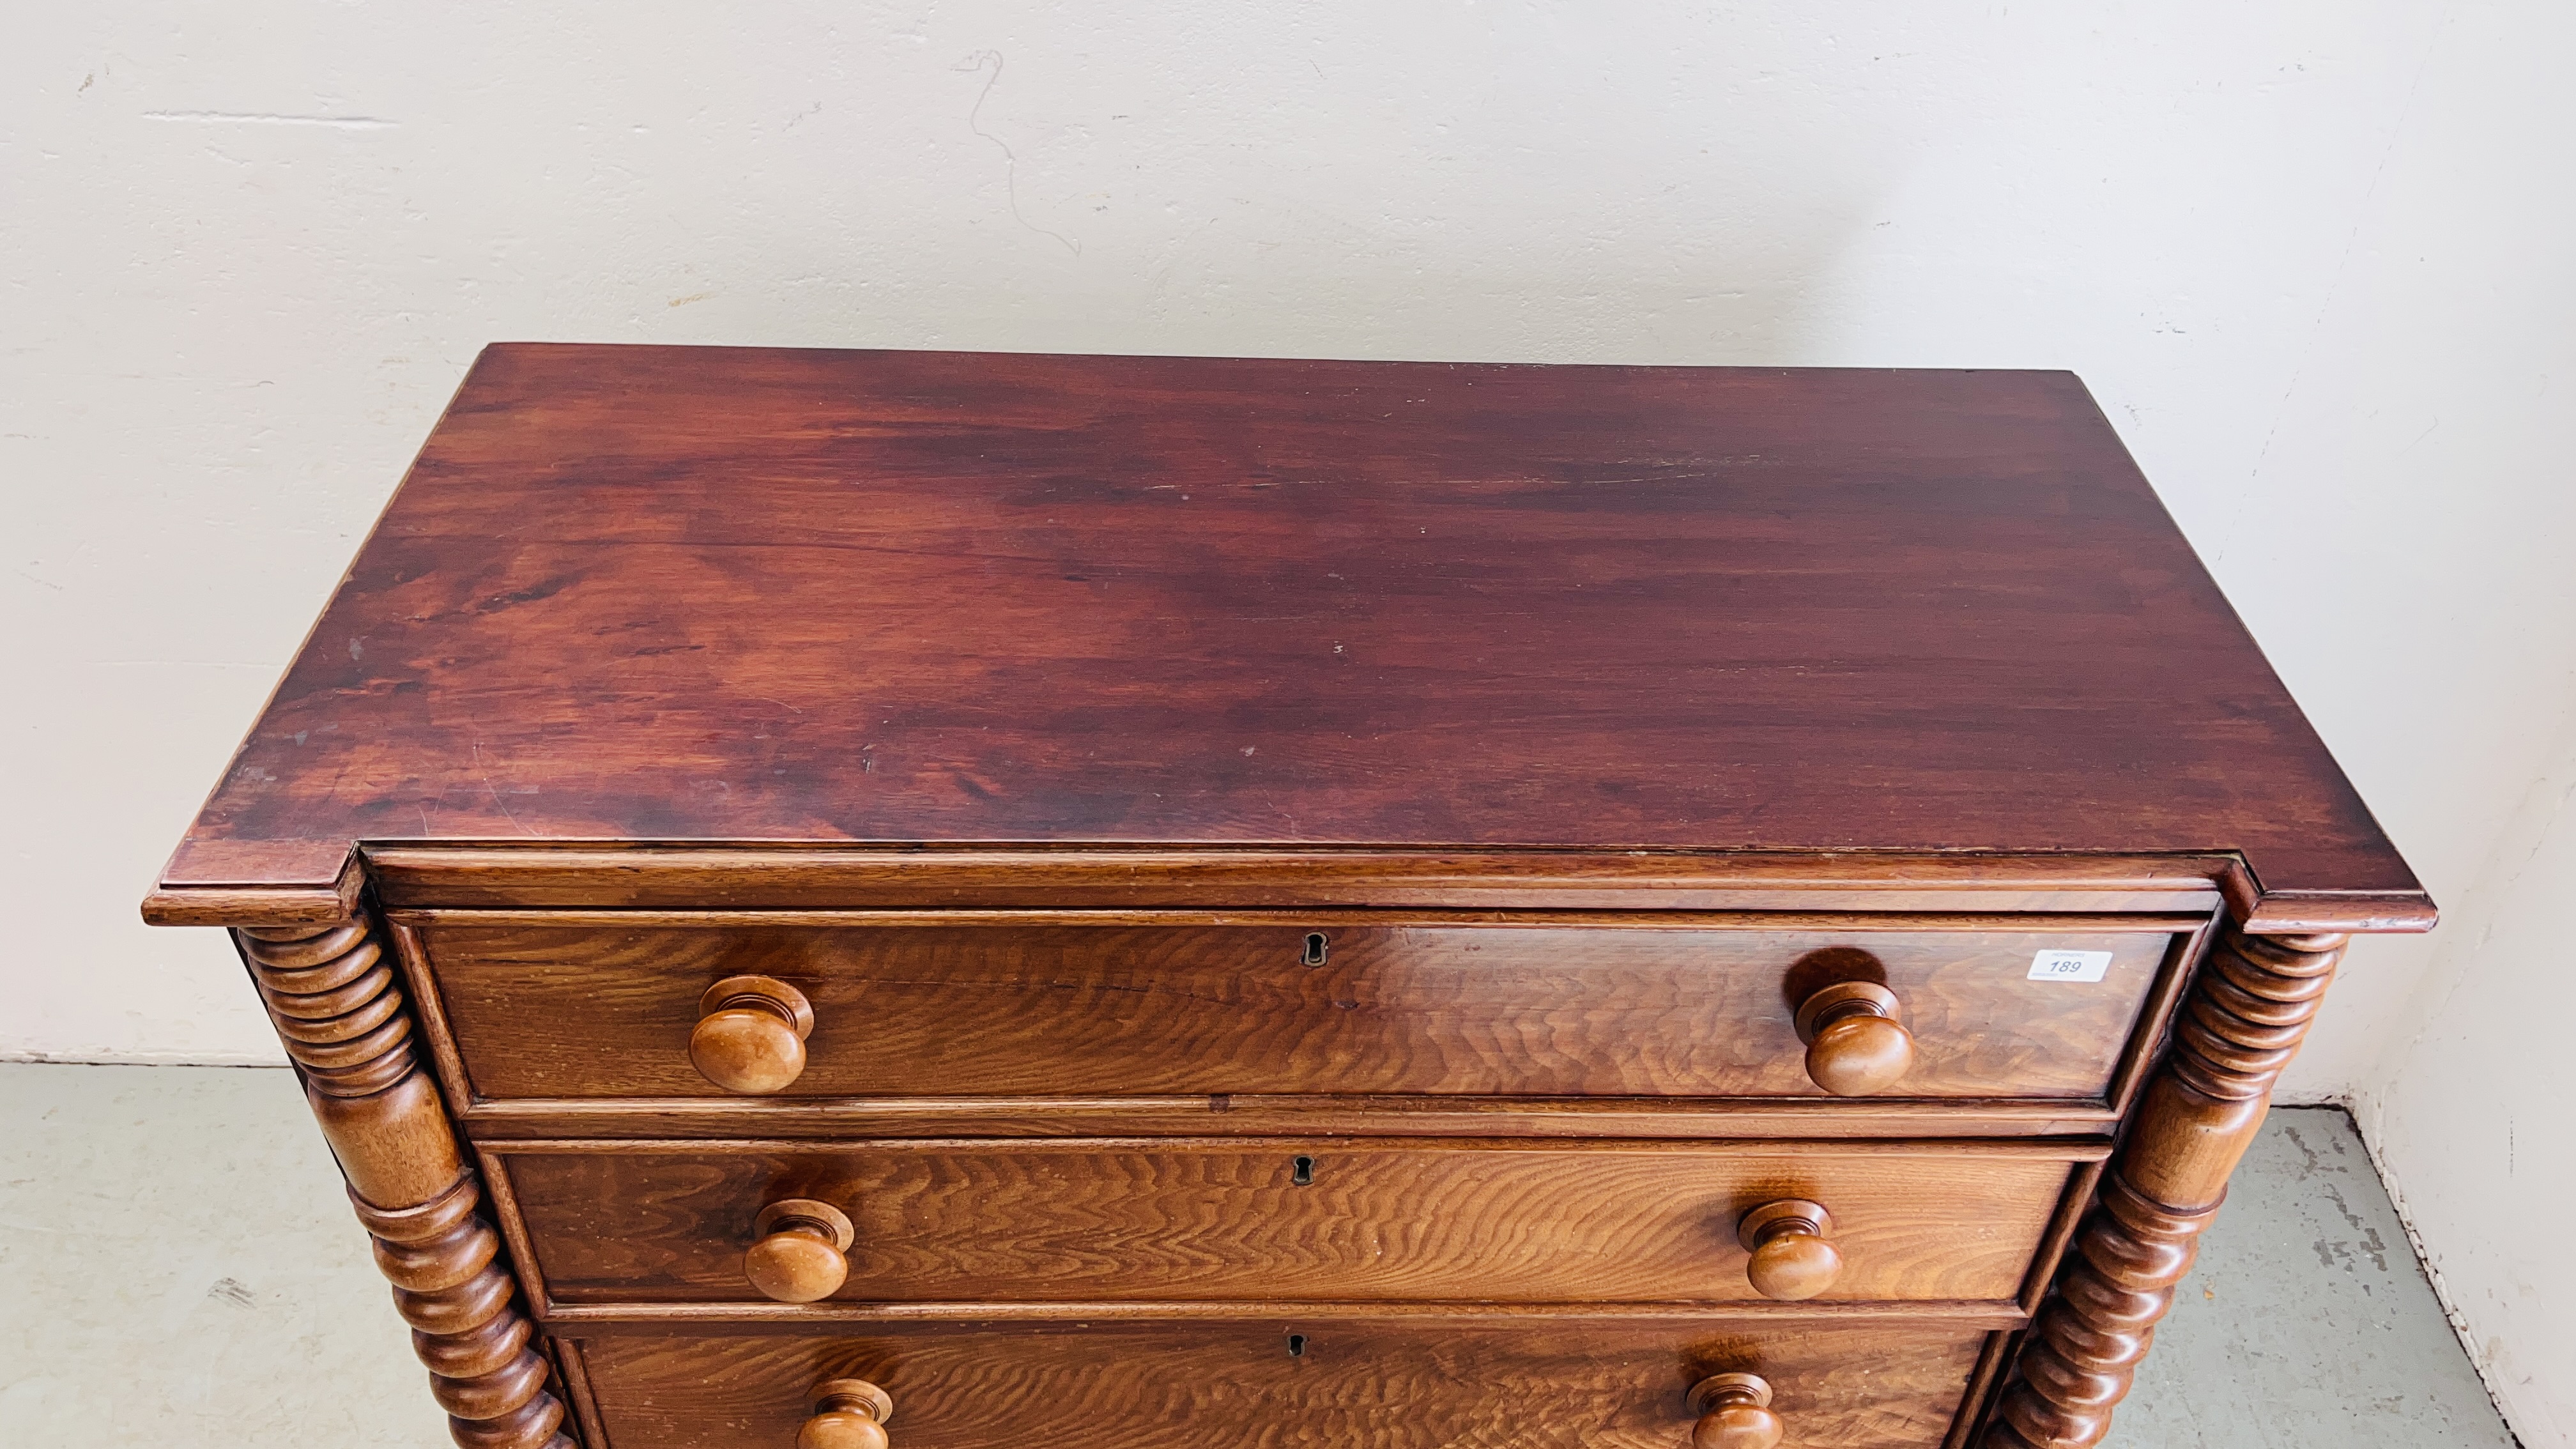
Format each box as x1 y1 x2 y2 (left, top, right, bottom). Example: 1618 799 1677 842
1287 1334 1307 1357
1301 933 1330 967
1291 1155 1315 1186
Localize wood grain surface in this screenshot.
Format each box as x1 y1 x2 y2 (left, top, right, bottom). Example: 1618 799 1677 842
571 1319 1989 1448
451 1096 2129 1144
416 919 2179 1102
490 1139 2094 1308
360 847 2237 919
148 345 2427 931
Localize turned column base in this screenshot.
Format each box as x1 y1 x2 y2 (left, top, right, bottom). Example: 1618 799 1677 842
238 915 578 1449
1977 927 2344 1449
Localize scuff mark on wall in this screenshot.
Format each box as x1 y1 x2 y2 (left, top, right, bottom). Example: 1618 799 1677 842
952 49 1080 257
141 111 398 130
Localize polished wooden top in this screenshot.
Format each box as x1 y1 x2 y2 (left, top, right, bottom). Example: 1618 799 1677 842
149 344 2426 924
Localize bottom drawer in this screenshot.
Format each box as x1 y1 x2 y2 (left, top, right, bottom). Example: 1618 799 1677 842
569 1318 1993 1448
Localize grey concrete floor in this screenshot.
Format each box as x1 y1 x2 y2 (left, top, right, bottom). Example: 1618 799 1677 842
0 1064 2520 1447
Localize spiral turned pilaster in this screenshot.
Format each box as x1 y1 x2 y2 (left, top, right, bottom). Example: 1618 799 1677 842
238 915 577 1449
1981 927 2346 1449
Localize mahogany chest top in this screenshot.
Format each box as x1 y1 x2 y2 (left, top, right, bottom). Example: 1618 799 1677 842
143 345 2435 1449
148 344 2424 930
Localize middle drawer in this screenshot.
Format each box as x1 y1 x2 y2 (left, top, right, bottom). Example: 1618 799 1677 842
487 1138 2099 1310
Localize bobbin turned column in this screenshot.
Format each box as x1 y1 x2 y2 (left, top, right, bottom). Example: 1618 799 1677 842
236 911 578 1449
1979 926 2347 1449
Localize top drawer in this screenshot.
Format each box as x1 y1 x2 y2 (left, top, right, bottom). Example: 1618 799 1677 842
405 914 2191 1105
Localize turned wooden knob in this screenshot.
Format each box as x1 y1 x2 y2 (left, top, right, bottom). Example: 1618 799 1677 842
1795 980 1913 1095
691 974 816 1093
1738 1199 1842 1300
798 1378 894 1449
1687 1372 1782 1449
746 1198 854 1303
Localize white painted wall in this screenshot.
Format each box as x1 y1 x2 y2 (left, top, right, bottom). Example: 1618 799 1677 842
3 4 2570 1430
2362 717 2576 1444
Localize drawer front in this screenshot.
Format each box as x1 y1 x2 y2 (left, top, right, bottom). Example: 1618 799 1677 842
572 1320 1989 1449
498 1140 2090 1307
417 918 2184 1102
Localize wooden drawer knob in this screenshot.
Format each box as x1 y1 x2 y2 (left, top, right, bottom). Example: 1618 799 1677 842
691 975 816 1094
798 1378 894 1449
747 1198 854 1303
1687 1372 1782 1449
1738 1199 1842 1300
1795 980 1913 1095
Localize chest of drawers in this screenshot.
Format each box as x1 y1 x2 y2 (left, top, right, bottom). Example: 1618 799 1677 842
146 346 2433 1449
